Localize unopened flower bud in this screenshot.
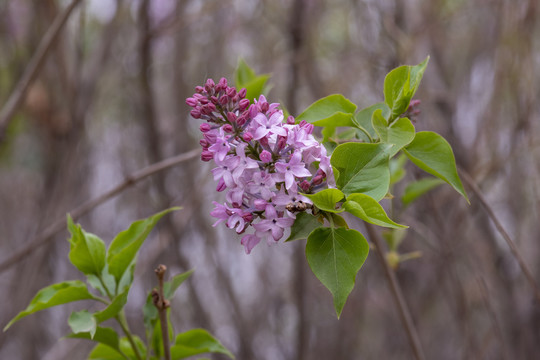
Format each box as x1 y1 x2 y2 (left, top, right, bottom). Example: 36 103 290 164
227 112 237 123
201 150 213 162
226 87 236 98
219 95 229 106
205 78 215 92
260 150 272 163
210 96 219 104
199 97 209 105
243 132 253 142
204 132 217 143
200 123 211 132
287 115 295 124
299 120 314 134
190 109 202 118
219 77 228 88
311 175 324 186
238 88 247 98
275 136 287 151
185 97 198 107
239 99 250 112
222 124 234 133
199 139 209 147
261 102 269 113
242 213 253 222
300 180 311 192
195 86 204 93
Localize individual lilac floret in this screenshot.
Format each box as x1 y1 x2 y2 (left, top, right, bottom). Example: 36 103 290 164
187 78 335 254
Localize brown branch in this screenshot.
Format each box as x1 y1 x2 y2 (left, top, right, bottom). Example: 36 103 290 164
153 265 171 360
460 169 540 303
364 223 426 360
0 149 200 274
0 0 83 143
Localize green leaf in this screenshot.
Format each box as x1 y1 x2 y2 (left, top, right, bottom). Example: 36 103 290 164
384 57 429 119
171 329 235 359
330 213 349 229
330 143 392 200
68 326 120 353
87 267 116 298
234 59 270 102
4 281 97 331
302 189 345 213
285 212 324 242
372 110 415 157
389 154 407 185
355 102 390 141
67 215 107 276
164 269 194 300
89 337 145 360
306 227 369 318
107 208 180 284
401 178 445 206
403 131 469 202
94 288 129 323
343 193 407 229
68 310 97 338
296 94 357 128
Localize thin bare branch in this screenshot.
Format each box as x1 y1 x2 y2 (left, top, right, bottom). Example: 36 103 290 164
0 0 83 143
365 223 426 360
0 149 200 274
460 169 540 302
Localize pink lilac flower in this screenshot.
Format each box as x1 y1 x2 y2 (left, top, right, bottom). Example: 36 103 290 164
187 78 334 254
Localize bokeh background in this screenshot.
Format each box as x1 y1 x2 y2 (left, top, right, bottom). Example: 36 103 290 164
1 0 540 359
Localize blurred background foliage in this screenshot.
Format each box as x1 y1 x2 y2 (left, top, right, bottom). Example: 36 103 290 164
1 0 539 359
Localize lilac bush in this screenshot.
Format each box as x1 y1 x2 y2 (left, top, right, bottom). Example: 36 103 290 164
186 78 335 254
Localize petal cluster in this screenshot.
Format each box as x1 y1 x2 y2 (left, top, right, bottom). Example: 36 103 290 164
187 78 335 254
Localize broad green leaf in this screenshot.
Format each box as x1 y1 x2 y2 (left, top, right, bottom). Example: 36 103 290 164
403 131 469 202
306 227 369 318
117 262 135 295
164 269 195 300
234 59 270 102
234 58 256 85
94 288 129 323
330 143 392 200
384 57 429 119
68 326 120 353
343 193 407 229
67 215 106 276
402 178 445 206
372 110 415 157
296 94 357 128
355 102 390 140
4 281 97 331
171 329 234 359
330 213 349 229
389 154 407 185
285 212 324 242
89 337 145 360
303 189 345 213
107 208 180 284
68 310 97 338
87 267 116 298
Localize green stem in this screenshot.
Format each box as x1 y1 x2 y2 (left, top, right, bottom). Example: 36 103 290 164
116 311 144 360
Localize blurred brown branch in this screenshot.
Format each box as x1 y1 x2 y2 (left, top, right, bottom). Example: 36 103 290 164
0 149 199 274
0 0 83 143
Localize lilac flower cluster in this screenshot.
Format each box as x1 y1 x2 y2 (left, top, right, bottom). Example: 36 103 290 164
186 78 335 254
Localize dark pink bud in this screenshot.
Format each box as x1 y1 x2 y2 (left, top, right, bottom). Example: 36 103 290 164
242 213 253 223
226 87 236 98
219 95 229 106
259 136 269 147
186 97 198 107
219 77 228 88
311 175 324 186
199 123 211 132
216 178 227 192
287 115 295 124
190 109 202 118
243 132 253 142
198 97 209 105
275 136 287 150
199 139 209 147
195 86 204 93
222 124 234 133
206 103 217 112
210 96 219 104
201 150 214 162
205 78 215 92
237 114 248 126
239 99 250 112
299 120 314 134
238 88 247 98
300 180 311 192
260 101 269 113
204 132 217 143
249 104 259 119
260 150 272 163
227 112 237 123
201 105 213 116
